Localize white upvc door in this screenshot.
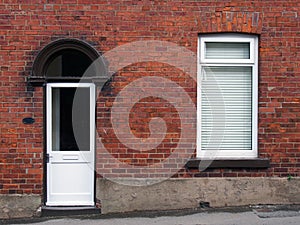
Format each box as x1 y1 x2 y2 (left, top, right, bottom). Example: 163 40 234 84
46 83 95 206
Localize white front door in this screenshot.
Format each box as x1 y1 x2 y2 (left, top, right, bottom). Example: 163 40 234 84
46 83 95 206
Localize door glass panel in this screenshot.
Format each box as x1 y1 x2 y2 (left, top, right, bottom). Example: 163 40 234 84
52 87 90 151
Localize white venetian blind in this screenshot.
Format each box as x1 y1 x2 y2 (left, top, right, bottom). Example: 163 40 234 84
205 42 250 59
201 66 252 150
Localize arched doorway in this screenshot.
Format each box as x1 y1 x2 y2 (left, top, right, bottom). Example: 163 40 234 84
31 39 100 206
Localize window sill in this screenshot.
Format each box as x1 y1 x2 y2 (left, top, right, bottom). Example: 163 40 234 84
185 158 270 169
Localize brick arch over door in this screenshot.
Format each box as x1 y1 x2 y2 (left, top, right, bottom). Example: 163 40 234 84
29 39 101 86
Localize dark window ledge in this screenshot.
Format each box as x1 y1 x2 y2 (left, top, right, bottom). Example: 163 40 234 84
27 76 108 86
186 158 270 169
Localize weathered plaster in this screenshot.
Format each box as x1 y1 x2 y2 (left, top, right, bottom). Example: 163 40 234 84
0 195 41 219
97 178 300 214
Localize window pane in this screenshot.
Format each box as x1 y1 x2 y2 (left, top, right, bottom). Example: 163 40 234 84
46 49 92 77
52 87 90 151
205 42 250 59
201 66 252 150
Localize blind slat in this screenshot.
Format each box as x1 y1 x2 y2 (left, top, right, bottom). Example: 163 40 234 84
201 66 252 150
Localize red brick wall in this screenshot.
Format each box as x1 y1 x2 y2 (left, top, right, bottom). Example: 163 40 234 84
0 0 299 194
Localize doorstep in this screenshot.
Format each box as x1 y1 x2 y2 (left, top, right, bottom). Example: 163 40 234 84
41 206 101 217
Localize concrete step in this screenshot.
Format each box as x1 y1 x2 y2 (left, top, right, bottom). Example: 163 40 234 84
41 206 101 217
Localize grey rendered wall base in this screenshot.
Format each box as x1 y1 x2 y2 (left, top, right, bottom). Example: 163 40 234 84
0 195 41 219
97 178 300 214
1 178 299 218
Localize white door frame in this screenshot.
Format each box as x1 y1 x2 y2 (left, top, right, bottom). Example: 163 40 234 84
46 83 95 206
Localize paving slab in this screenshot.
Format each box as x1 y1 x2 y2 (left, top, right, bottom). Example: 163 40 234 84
1 205 300 225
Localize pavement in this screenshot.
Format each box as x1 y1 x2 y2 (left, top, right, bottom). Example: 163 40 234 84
1 205 300 225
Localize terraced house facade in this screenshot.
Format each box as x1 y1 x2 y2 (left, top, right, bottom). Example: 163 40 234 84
0 0 300 219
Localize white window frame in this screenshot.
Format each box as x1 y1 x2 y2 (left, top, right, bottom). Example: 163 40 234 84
197 33 258 159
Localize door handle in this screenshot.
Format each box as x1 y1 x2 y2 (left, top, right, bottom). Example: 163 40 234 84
46 154 53 163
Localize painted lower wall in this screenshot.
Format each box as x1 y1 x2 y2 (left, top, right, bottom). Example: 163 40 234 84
1 178 299 219
97 177 300 214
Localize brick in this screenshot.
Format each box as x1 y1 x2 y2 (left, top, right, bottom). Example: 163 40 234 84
0 0 299 194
